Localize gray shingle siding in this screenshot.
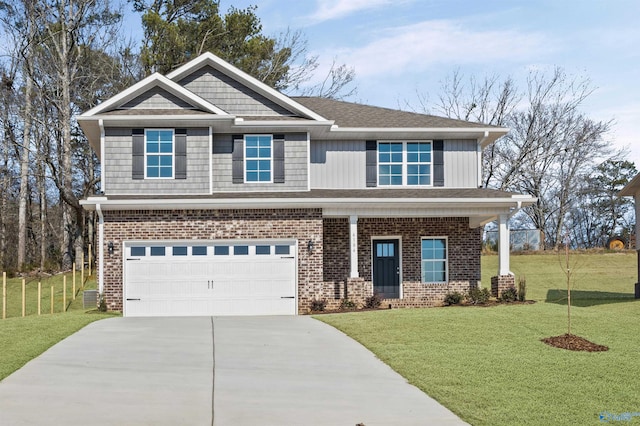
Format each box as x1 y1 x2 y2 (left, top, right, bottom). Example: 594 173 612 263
212 132 308 192
178 65 293 116
120 87 194 110
104 127 209 194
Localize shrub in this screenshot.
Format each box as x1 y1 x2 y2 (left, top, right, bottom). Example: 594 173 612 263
517 276 527 301
98 294 108 312
340 298 357 310
500 286 518 303
443 291 464 306
310 298 327 312
364 293 383 309
466 287 491 305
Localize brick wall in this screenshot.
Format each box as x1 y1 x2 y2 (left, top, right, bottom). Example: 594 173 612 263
322 217 482 307
101 209 323 313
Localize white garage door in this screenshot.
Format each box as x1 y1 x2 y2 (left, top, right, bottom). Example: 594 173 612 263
124 241 297 317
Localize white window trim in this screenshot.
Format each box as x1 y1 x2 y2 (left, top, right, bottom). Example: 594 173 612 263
377 140 433 187
144 129 175 179
244 134 274 183
421 236 448 284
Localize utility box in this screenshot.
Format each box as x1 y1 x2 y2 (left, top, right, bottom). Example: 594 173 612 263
83 290 99 309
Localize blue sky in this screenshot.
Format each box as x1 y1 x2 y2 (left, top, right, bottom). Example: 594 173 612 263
123 0 640 165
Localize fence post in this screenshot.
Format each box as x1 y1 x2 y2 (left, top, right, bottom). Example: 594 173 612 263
2 272 5 319
72 263 76 300
63 275 67 312
50 285 54 314
22 279 26 317
38 282 41 315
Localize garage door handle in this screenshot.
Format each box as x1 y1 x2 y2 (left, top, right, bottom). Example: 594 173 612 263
281 296 295 299
126 298 141 301
280 256 295 259
126 258 141 261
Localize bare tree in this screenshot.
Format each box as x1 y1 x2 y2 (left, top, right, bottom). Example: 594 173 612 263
420 67 613 249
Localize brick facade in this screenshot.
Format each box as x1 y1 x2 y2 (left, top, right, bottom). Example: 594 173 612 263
101 209 323 313
322 217 482 308
491 275 516 298
100 211 484 314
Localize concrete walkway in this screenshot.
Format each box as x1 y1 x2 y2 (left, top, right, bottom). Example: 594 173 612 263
0 316 467 426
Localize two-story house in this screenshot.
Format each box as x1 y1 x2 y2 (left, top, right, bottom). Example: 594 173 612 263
79 52 535 316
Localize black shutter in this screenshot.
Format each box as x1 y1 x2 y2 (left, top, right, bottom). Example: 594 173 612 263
232 135 244 184
175 129 187 179
273 134 285 183
433 140 444 187
366 140 377 187
132 129 144 180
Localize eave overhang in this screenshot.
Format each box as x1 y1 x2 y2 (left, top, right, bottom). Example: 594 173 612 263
81 194 535 228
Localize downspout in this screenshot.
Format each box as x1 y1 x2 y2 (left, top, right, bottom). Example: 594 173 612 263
99 119 105 193
477 131 489 187
96 203 104 294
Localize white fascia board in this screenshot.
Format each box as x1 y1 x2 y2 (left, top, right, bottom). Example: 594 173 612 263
166 52 328 122
619 173 640 197
328 127 508 145
80 73 228 117
234 118 335 127
80 195 536 211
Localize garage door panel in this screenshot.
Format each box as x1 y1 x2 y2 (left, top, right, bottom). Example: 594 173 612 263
125 242 296 317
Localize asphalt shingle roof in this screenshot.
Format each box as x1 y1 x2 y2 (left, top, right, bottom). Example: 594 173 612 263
292 97 498 129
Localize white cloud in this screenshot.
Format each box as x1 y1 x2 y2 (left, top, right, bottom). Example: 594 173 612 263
319 19 552 78
307 0 410 24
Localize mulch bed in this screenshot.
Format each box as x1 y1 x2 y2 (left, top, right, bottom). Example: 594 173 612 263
541 334 609 352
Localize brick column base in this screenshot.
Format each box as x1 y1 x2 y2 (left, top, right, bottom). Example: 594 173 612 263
346 277 373 307
491 275 515 298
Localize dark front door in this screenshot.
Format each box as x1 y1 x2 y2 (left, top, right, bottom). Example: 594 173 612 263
373 239 400 298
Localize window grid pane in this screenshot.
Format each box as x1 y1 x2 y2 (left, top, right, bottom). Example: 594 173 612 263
406 142 431 186
421 238 447 283
245 135 272 182
378 142 403 186
146 130 173 179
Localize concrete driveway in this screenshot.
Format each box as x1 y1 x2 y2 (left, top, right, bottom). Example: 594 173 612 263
0 316 467 426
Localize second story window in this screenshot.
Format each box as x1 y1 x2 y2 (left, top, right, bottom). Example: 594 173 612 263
378 141 432 186
245 135 272 182
145 129 174 178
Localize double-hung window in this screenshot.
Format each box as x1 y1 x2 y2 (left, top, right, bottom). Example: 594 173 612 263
421 237 447 283
378 141 432 186
145 129 174 178
245 135 272 182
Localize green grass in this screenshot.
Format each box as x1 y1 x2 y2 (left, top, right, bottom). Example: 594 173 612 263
2 272 92 318
0 310 117 380
0 272 118 380
317 252 640 426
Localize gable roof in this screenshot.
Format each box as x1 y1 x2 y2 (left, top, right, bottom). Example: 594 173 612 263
166 52 328 122
80 72 228 117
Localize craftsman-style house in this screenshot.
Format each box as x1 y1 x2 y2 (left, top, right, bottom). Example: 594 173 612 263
79 52 534 316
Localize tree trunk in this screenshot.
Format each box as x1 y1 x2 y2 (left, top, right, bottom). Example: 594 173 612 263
17 74 33 269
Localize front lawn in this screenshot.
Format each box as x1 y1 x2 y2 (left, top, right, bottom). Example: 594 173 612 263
317 252 640 425
0 275 117 380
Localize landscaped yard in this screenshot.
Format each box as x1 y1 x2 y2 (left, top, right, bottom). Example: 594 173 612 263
0 274 117 380
317 251 640 426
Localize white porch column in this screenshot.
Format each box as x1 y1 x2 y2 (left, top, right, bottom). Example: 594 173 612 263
498 213 511 276
349 215 359 278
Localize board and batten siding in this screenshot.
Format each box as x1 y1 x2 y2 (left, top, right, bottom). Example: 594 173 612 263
444 140 478 188
310 140 365 189
310 139 480 189
179 65 292 116
120 87 195 110
103 127 210 195
212 132 308 192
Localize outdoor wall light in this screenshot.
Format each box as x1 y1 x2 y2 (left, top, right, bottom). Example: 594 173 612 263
108 241 114 255
307 240 314 252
